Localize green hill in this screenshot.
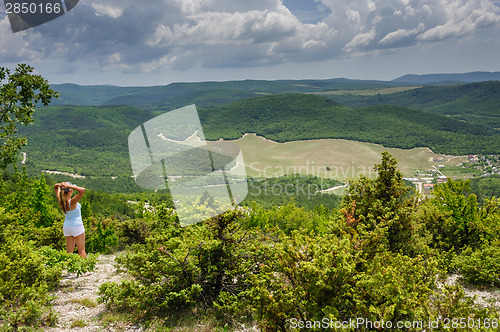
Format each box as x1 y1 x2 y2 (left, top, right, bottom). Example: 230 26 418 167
200 94 499 155
48 84 138 106
469 175 500 203
18 105 155 179
323 81 500 130
50 78 397 109
392 71 500 84
15 93 500 193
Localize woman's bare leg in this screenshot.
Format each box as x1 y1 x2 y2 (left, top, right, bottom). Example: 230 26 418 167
75 232 87 258
65 236 76 254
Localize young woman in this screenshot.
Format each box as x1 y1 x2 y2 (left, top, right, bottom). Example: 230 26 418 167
54 182 87 258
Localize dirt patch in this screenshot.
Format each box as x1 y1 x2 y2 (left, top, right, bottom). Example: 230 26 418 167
46 253 142 332
446 274 500 308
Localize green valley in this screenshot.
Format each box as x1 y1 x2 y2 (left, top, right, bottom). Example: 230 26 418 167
15 83 500 195
319 81 500 130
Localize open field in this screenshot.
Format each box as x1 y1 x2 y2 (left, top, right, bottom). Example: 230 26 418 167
439 165 483 178
306 86 422 96
229 133 468 181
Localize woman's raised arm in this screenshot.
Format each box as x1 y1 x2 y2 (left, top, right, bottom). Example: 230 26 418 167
61 182 86 203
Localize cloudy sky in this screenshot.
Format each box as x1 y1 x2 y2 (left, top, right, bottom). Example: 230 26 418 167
1 0 500 86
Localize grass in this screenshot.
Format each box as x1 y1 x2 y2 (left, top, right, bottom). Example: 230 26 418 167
99 312 137 331
440 165 483 179
70 318 87 328
307 86 422 96
69 297 98 308
105 307 256 332
230 133 468 181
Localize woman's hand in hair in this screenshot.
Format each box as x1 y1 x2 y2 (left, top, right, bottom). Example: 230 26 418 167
68 183 86 203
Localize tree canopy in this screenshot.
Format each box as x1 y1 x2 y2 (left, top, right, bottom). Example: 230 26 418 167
0 64 58 168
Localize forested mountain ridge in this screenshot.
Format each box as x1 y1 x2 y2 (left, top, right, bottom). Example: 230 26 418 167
44 83 136 107
48 78 400 108
49 74 500 109
19 93 499 182
199 93 499 154
17 105 155 182
326 81 500 130
392 71 500 84
48 80 500 132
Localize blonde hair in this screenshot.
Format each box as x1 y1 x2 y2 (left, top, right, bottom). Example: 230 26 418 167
58 190 70 214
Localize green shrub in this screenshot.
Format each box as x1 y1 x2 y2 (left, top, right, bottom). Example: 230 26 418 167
84 217 118 254
426 179 480 251
341 152 429 258
353 253 440 325
30 175 59 227
21 218 65 249
0 240 98 329
474 197 500 246
0 237 60 329
39 246 98 277
99 210 268 324
245 230 356 331
98 217 206 318
243 201 330 234
114 202 179 249
115 218 152 247
453 245 500 287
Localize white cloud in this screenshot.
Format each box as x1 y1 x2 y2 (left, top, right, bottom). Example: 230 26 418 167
0 15 42 63
320 0 500 52
344 28 376 52
91 3 124 18
379 23 425 45
346 9 361 28
405 5 415 16
418 0 500 41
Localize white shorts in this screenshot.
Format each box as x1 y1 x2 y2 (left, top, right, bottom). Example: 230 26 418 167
63 224 85 237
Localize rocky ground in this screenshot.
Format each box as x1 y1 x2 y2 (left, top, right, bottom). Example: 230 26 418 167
446 274 500 308
46 253 143 332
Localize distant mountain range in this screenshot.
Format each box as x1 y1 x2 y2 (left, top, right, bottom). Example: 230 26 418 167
49 79 394 108
392 71 500 84
49 71 500 109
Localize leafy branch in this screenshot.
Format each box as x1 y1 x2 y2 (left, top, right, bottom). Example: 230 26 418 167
0 64 58 168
